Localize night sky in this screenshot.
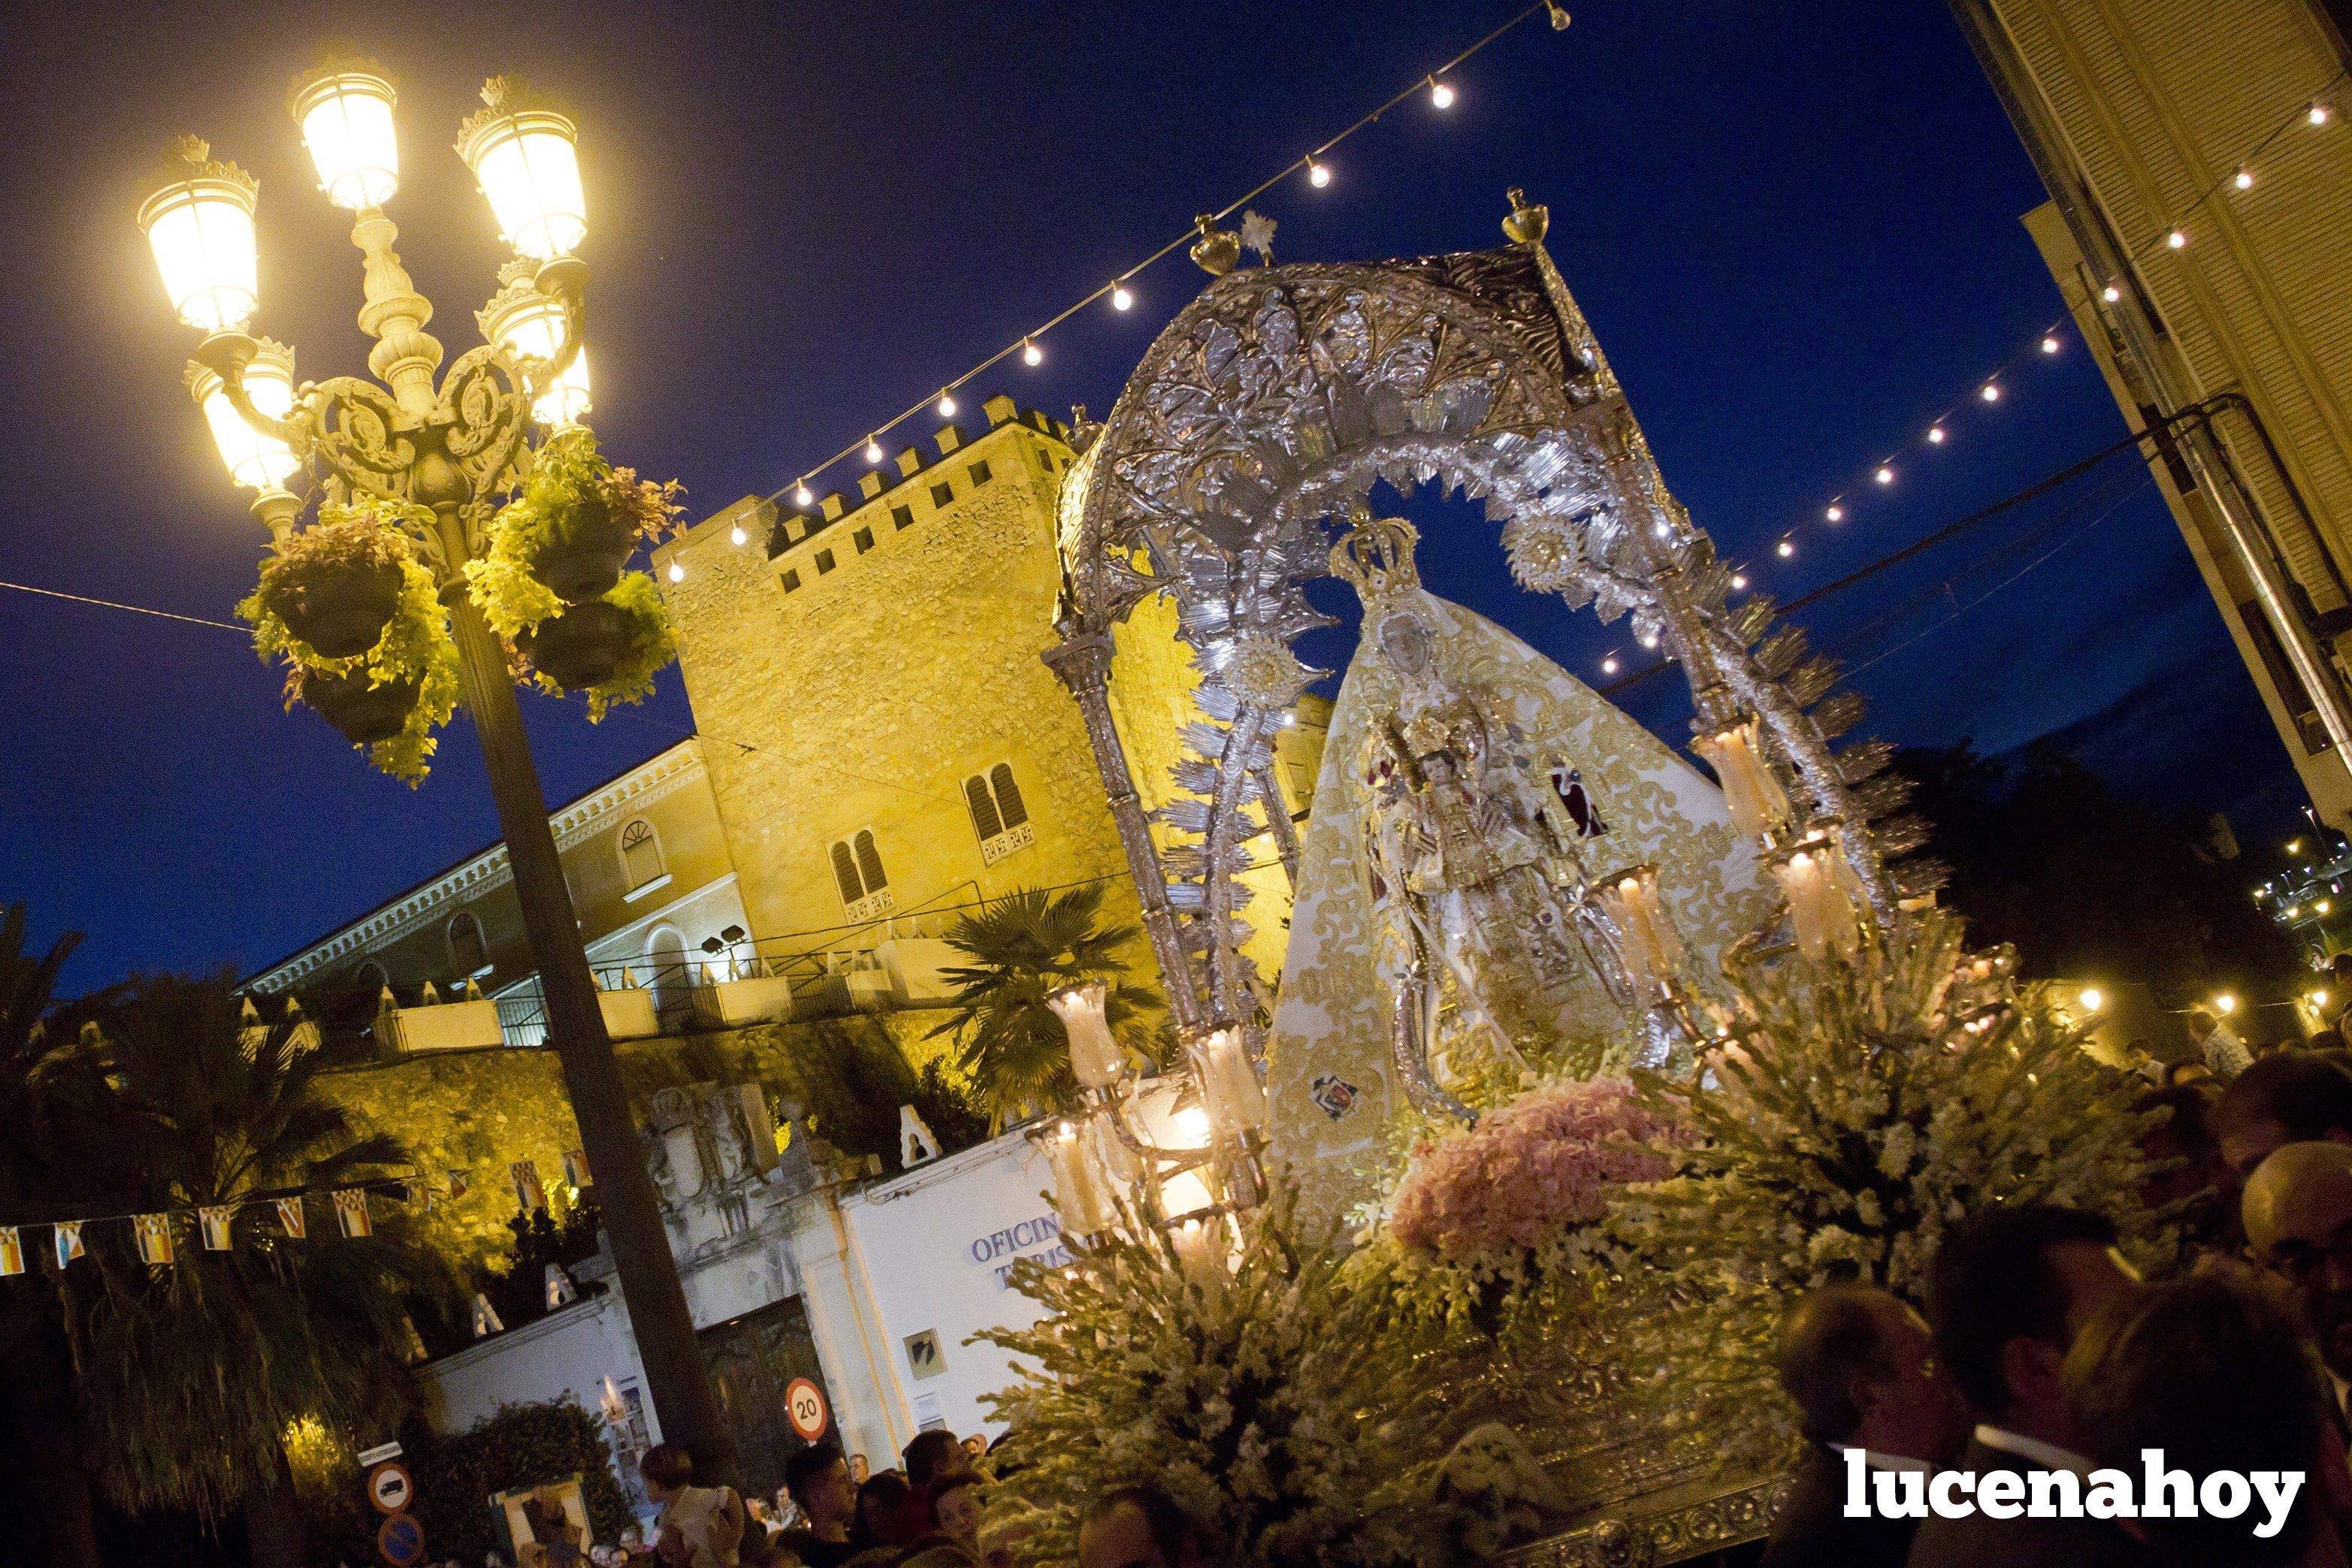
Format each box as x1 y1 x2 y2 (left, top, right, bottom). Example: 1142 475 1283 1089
0 1 2301 993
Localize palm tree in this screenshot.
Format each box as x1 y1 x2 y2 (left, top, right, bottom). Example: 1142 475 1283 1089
53 977 455 1567
928 885 1163 1127
0 902 102 1568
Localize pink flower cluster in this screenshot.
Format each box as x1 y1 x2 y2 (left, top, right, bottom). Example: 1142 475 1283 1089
1389 1077 1688 1262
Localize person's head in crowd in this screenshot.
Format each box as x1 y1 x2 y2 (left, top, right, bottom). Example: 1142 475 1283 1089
2214 1050 2352 1177
2187 1008 2220 1044
2134 1083 2229 1213
931 1475 984 1549
850 1452 871 1485
784 1441 858 1542
2329 953 2352 997
1927 1204 2137 1449
852 1470 912 1551
1077 1485 1205 1568
2245 1140 2352 1381
2169 1059 2215 1088
2064 1271 2334 1565
960 1434 987 1461
638 1443 696 1504
1774 1282 1966 1464
903 1430 967 1494
900 1549 978 1568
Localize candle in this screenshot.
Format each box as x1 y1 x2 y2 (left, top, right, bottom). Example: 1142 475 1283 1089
1694 717 1792 841
1196 1025 1268 1138
1168 1215 1227 1294
1048 980 1126 1089
1775 836 1861 961
1046 1123 1108 1236
1598 866 1685 989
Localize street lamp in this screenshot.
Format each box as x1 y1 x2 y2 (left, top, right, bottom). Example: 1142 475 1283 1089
137 62 737 1485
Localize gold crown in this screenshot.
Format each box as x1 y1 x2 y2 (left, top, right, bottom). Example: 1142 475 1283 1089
1329 509 1421 606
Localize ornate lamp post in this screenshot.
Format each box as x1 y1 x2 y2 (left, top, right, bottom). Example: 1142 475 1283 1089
137 62 736 1482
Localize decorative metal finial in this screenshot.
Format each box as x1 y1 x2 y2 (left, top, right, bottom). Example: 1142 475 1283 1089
1240 210 1277 267
172 134 211 165
1504 188 1549 247
1189 214 1241 277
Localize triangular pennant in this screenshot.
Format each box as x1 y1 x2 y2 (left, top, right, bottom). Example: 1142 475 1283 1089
53 1222 83 1270
562 1149 592 1189
198 1205 234 1252
332 1189 371 1239
133 1213 175 1267
0 1228 23 1277
510 1160 547 1214
275 1196 307 1240
473 1292 504 1337
545 1263 577 1310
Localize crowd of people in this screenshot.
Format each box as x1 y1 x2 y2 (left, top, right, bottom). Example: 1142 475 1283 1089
1761 1032 2352 1568
615 1424 1203 1568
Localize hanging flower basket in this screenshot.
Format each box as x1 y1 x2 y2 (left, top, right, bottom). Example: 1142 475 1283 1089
240 500 464 785
515 597 631 689
243 500 419 661
296 665 421 745
473 427 685 608
512 570 679 721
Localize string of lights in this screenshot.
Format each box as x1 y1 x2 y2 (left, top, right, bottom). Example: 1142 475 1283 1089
718 1 1577 549
1597 65 2350 678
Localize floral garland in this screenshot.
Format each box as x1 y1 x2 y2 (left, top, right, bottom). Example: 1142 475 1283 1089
237 499 462 786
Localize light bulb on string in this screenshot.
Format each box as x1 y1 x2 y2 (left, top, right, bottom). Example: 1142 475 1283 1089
1980 382 2001 402
1600 653 1620 675
1307 156 1331 189
1825 503 1844 522
2042 334 2061 354
1927 425 1946 445
1730 571 1748 591
1874 465 1895 485
865 435 884 464
2166 228 2187 249
1638 630 1660 650
2235 167 2255 190
730 523 747 546
2312 101 2332 126
2103 283 2122 303
1776 537 1795 558
667 561 685 583
1022 338 1043 367
1111 282 1133 311
1428 76 1456 109
937 391 957 418
794 480 812 507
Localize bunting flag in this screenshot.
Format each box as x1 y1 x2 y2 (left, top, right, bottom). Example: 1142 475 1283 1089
332 1189 371 1239
0 1228 22 1277
133 1213 174 1267
473 1292 504 1337
53 1222 82 1270
447 1169 470 1201
198 1205 234 1252
511 1160 547 1214
276 1196 307 1240
545 1264 577 1310
563 1150 593 1189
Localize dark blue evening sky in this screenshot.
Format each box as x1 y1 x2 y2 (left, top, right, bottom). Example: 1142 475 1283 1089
0 1 2298 992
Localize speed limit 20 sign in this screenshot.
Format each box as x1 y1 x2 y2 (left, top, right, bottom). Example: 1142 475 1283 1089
785 1376 829 1441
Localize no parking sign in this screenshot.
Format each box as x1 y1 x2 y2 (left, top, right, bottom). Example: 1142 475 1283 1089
376 1512 425 1566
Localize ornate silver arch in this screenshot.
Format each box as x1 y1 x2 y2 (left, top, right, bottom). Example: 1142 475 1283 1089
1051 209 1933 1034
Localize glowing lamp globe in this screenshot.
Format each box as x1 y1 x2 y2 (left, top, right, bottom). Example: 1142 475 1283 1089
290 66 401 210
186 340 298 490
458 80 586 261
477 274 588 426
139 137 260 332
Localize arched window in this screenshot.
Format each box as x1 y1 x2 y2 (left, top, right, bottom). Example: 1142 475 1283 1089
990 763 1028 829
448 912 490 979
966 762 1035 864
830 831 893 919
619 817 667 896
963 776 1003 842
